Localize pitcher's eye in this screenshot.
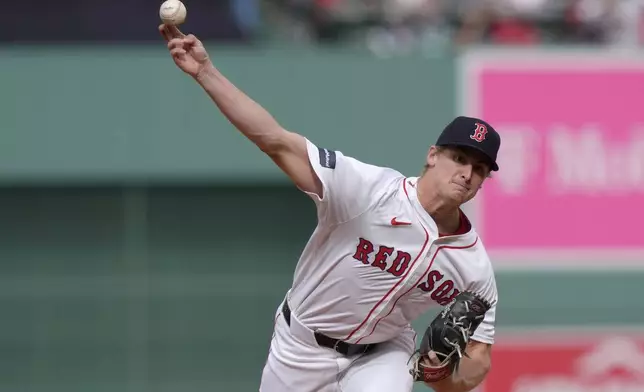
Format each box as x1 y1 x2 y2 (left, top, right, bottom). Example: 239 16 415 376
473 164 487 176
454 153 466 164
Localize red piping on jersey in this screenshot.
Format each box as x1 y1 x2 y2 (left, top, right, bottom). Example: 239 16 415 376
343 178 430 342
355 237 479 344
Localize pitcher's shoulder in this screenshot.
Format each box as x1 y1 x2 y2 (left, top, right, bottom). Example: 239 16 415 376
369 169 409 198
468 235 497 274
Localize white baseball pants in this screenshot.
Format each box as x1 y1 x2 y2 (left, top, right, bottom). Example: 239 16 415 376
259 299 417 392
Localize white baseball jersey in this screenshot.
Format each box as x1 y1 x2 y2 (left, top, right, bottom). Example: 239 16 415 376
286 138 498 345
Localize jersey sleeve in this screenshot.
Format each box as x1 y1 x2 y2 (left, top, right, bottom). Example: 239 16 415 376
303 138 400 224
469 267 498 345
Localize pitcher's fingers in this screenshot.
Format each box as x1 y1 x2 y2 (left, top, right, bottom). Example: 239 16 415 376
159 24 172 41
167 25 185 38
427 351 441 365
170 47 186 57
167 38 185 50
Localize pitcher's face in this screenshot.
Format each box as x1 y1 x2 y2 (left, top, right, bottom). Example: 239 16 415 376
426 146 491 205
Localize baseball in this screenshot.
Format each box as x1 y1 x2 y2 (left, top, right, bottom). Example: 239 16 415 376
159 0 187 25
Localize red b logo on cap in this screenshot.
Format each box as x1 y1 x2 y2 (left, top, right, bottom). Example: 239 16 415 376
470 123 488 142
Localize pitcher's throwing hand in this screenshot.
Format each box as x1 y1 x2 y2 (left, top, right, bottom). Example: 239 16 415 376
159 24 211 78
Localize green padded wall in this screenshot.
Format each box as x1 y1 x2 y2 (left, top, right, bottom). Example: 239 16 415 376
0 47 455 184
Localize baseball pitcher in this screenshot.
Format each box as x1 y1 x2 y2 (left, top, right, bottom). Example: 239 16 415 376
160 24 500 392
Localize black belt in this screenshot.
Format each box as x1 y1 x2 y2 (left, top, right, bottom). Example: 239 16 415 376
281 300 375 356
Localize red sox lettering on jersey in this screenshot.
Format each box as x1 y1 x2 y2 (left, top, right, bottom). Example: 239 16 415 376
352 238 461 306
286 139 498 346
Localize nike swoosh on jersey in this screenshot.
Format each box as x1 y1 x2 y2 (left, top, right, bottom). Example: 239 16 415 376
390 217 412 226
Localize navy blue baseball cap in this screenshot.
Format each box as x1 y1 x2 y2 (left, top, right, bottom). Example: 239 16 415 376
435 116 501 171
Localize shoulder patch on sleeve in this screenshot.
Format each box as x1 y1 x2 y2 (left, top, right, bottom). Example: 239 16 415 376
318 147 336 169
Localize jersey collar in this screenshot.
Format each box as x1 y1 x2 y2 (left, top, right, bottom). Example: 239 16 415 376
404 177 478 244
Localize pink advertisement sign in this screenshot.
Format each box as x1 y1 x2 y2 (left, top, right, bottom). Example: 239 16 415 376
481 328 644 392
461 51 644 267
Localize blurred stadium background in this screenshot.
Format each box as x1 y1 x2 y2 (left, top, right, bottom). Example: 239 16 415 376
2 0 644 391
